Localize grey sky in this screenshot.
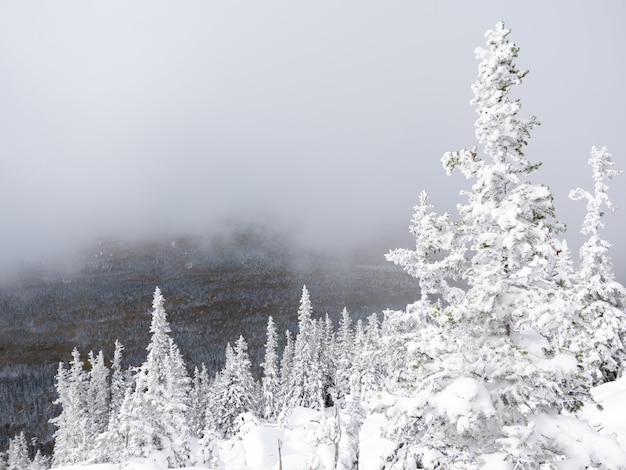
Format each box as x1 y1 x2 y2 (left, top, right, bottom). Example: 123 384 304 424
1 2 625 276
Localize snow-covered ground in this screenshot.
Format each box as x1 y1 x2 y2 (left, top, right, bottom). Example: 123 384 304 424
52 376 626 470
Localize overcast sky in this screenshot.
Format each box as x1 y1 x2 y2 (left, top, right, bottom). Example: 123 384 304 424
1 2 625 276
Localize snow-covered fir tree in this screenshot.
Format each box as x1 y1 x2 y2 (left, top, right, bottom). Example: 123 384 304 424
118 287 191 467
189 364 210 437
85 350 109 456
109 339 127 419
380 22 624 468
7 433 30 470
277 329 294 419
51 348 89 466
205 336 258 439
334 308 354 404
570 146 626 384
261 316 280 420
284 285 325 411
316 315 336 407
386 190 465 304
94 340 127 462
28 449 49 470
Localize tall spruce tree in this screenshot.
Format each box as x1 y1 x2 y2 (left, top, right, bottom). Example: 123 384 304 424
381 22 624 468
285 286 325 410
120 287 191 467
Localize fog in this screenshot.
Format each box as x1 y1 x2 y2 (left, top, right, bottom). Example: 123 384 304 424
1 2 625 277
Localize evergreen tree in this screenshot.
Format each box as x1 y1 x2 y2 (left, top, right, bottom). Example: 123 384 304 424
109 339 127 418
86 349 110 456
28 450 49 470
7 433 30 470
121 287 191 467
338 373 364 470
284 286 325 410
207 336 257 438
94 341 127 462
261 316 280 420
51 348 89 466
360 312 383 393
386 190 465 304
570 146 626 383
277 329 294 420
189 364 210 437
202 370 222 437
381 22 621 468
320 313 336 406
163 338 192 465
334 308 354 404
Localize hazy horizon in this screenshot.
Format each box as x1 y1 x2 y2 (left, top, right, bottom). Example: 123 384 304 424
1 2 625 279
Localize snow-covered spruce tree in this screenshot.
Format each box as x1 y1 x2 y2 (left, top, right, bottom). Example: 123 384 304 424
109 339 127 419
94 340 127 462
284 286 325 411
7 433 30 470
261 316 280 420
380 22 625 468
386 190 465 305
205 336 258 439
51 348 89 466
189 364 210 437
334 308 354 404
163 338 192 464
277 329 294 420
119 287 191 467
569 146 626 384
85 350 110 457
29 449 49 470
319 314 336 406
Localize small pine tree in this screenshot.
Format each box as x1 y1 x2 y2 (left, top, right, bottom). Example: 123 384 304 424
109 339 127 418
261 316 280 420
94 341 127 463
208 336 258 438
28 449 49 470
86 350 110 456
334 308 353 404
189 364 210 437
7 433 30 470
386 190 465 304
51 348 89 466
277 329 294 421
570 146 626 383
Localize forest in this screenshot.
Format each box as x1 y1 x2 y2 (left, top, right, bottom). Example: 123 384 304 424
2 22 626 469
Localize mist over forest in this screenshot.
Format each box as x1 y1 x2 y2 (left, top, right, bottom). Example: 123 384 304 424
1 2 626 282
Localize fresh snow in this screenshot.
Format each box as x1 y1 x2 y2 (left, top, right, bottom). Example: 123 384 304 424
49 377 626 469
